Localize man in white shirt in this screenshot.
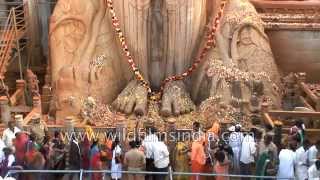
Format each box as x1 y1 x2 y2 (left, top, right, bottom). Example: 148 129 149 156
142 127 158 180
308 160 320 180
2 121 21 149
295 140 311 180
153 133 170 180
240 128 256 179
277 145 296 179
228 124 244 174
308 140 320 167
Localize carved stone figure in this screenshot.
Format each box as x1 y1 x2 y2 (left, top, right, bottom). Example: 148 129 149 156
49 0 281 120
26 69 40 97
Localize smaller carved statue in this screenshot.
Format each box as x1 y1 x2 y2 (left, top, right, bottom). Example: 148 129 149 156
26 69 40 97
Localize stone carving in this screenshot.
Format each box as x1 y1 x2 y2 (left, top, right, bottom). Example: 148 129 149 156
26 69 40 97
49 0 281 120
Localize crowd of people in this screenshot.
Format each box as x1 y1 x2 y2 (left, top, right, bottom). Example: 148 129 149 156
0 113 319 180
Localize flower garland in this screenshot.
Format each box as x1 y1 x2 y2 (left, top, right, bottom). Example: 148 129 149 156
106 0 227 101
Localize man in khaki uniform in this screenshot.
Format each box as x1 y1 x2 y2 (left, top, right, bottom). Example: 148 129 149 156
124 140 146 180
30 114 48 145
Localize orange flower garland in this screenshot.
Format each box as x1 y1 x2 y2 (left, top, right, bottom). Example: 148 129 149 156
106 0 227 101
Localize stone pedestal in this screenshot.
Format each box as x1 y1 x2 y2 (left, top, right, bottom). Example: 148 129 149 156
41 72 52 114
41 85 52 115
0 96 10 124
16 80 26 105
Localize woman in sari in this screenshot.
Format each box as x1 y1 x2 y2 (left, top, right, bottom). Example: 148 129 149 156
255 151 271 179
173 139 190 180
89 140 103 180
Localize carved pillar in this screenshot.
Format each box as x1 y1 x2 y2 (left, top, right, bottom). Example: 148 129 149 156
15 114 24 130
41 72 52 114
16 80 26 105
0 96 10 124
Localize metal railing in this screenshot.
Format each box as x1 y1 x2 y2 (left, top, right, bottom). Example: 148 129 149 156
5 169 288 180
0 3 26 80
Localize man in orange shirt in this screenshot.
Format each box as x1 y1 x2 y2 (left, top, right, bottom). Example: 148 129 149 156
191 123 206 180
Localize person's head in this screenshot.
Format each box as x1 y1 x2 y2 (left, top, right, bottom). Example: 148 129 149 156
91 139 99 149
112 137 120 150
315 160 320 170
8 121 15 131
235 124 241 132
193 122 201 131
129 140 137 149
3 147 12 157
215 150 225 163
146 127 157 135
158 133 166 142
31 113 41 124
29 133 36 142
303 139 311 150
295 119 304 130
54 131 60 139
264 134 273 146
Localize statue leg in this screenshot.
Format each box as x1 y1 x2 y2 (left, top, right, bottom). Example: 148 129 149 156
112 0 151 116
160 0 206 116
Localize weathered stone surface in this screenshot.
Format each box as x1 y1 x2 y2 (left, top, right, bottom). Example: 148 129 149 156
49 0 281 121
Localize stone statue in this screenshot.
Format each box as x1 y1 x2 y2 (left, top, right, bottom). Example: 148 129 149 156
49 0 281 120
26 69 40 97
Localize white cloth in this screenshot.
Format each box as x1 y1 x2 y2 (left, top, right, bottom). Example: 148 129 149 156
308 164 320 180
277 149 296 179
229 132 243 149
0 139 6 161
7 154 15 167
2 127 20 148
111 145 122 179
240 135 256 164
142 134 158 159
295 146 309 180
229 132 243 173
308 145 319 166
153 141 170 168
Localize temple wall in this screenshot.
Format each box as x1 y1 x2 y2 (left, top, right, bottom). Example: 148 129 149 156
267 30 320 82
250 0 320 82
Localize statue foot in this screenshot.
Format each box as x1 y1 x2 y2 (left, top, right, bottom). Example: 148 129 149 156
160 81 195 117
112 80 148 116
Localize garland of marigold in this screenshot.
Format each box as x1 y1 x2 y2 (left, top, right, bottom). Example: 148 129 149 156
106 0 227 101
